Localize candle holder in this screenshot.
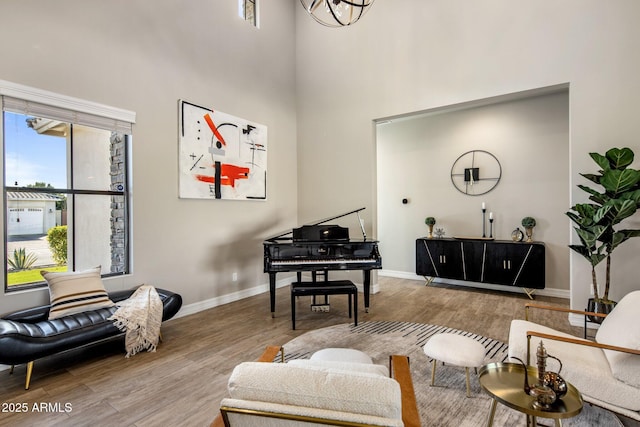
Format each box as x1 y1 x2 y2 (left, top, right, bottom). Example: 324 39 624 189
489 218 494 238
482 208 486 238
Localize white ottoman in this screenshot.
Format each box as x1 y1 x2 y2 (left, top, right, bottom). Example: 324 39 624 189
423 333 486 397
293 348 389 377
310 348 373 364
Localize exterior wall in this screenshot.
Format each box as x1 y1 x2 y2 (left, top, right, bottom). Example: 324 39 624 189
110 132 126 274
70 126 113 272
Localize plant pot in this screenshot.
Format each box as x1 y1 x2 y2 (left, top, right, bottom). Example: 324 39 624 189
586 298 617 324
427 224 434 239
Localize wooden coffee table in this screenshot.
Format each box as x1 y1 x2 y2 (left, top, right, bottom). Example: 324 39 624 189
478 362 583 427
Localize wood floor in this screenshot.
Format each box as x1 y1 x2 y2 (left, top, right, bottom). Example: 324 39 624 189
0 277 632 426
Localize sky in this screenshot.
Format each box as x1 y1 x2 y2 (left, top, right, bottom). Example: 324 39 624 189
4 111 68 189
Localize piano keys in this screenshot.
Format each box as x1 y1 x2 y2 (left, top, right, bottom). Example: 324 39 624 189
263 208 382 316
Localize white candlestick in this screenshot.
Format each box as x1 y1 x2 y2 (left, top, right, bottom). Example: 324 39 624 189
489 212 493 219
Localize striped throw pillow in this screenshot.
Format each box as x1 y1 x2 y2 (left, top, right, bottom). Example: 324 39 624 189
42 266 115 320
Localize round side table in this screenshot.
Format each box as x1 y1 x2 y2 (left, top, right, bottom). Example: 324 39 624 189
478 362 583 427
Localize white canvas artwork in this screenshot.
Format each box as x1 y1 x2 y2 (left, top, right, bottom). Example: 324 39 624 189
178 100 267 200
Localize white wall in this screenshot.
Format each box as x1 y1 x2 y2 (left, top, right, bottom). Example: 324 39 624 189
295 0 640 309
377 90 570 294
0 0 298 313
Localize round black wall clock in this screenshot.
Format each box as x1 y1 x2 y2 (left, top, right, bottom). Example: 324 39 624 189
450 150 502 196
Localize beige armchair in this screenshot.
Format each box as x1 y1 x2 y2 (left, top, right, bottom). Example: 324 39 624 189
508 290 640 421
211 346 420 427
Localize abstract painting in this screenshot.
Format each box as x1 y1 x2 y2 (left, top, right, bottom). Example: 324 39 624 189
178 100 267 200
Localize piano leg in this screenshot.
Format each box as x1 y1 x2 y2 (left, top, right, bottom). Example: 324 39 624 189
269 272 277 317
363 270 371 313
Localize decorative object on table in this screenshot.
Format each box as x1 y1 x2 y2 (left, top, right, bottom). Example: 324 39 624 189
511 227 524 242
450 150 502 196
489 211 494 238
425 216 436 239
434 227 445 239
511 341 559 410
534 341 567 401
565 147 640 319
541 356 568 399
178 100 267 200
299 0 375 27
513 341 567 410
521 217 536 242
482 202 487 237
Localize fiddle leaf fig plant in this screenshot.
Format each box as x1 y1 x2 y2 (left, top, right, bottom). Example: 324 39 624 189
566 147 640 303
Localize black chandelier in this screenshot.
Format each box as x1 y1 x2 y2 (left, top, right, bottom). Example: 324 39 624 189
299 0 375 27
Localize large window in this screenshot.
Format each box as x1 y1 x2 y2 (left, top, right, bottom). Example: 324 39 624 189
1 82 135 291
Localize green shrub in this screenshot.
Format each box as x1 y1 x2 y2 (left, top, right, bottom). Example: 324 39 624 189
47 225 68 265
425 217 436 226
7 248 38 270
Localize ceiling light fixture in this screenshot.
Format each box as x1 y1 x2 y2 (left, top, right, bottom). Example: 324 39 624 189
300 0 375 27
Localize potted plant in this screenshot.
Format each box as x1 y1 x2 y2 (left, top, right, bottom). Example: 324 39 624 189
521 217 536 242
566 147 640 319
425 217 436 239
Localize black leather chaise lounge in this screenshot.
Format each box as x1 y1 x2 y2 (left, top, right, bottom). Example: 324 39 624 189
0 287 182 389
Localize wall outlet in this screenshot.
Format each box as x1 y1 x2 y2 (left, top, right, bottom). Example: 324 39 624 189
232 272 238 282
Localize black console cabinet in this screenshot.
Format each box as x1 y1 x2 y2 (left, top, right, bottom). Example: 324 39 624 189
415 239 466 280
416 238 545 290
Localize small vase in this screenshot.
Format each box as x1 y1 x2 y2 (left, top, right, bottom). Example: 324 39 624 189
525 227 534 242
427 224 434 239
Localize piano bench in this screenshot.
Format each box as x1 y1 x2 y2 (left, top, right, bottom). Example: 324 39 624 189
290 280 358 330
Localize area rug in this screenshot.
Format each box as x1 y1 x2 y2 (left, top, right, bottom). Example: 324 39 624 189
279 321 622 427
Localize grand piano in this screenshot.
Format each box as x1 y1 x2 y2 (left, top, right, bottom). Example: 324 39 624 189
263 208 382 316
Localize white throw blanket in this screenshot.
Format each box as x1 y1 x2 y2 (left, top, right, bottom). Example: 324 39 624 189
108 285 163 358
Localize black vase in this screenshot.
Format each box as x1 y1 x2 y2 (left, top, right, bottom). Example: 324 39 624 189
586 298 616 324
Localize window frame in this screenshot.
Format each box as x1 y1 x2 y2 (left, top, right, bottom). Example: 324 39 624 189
0 80 136 292
240 0 259 28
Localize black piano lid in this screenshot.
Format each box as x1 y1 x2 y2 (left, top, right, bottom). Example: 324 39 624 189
292 225 349 241
265 207 369 242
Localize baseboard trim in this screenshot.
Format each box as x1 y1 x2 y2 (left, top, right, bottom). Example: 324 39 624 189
173 277 292 319
174 277 379 319
568 312 600 331
379 269 569 300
